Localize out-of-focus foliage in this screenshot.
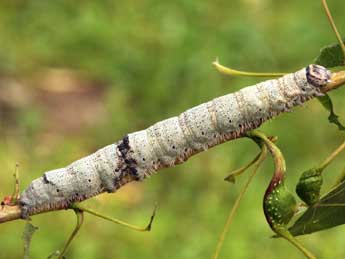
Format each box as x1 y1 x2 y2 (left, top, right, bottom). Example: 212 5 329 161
0 0 345 258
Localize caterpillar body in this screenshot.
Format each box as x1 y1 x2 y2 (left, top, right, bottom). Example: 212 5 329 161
19 65 331 218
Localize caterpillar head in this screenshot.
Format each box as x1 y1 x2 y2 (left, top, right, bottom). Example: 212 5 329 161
306 64 332 87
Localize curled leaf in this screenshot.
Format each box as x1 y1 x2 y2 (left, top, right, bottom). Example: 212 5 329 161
317 94 345 131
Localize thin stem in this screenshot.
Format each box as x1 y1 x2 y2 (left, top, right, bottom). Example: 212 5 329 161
213 58 287 77
212 143 267 259
319 140 345 171
11 163 20 203
247 131 286 178
58 209 84 259
318 203 345 207
224 136 277 183
322 0 345 64
72 203 157 232
334 166 345 186
277 228 316 259
224 151 262 182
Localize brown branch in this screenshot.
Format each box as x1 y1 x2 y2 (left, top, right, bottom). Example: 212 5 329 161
1 70 345 224
321 70 345 93
0 205 21 223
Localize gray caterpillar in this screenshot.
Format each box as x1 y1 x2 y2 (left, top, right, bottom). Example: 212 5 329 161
19 64 331 218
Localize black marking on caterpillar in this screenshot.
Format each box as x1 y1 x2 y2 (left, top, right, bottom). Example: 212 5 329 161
42 173 50 184
19 65 332 218
116 135 140 181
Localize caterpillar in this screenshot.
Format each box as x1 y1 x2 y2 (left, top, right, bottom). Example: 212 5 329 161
19 64 331 218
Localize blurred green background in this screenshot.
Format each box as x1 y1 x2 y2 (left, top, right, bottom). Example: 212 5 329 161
0 0 345 258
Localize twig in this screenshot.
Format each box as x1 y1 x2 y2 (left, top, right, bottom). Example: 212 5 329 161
319 140 345 171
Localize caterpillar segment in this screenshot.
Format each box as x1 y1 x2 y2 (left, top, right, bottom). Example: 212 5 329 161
19 65 331 218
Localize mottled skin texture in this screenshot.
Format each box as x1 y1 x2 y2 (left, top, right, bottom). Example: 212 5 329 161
19 65 331 218
264 179 297 228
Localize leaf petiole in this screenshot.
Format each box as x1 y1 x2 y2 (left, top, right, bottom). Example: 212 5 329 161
71 203 157 232
212 58 287 77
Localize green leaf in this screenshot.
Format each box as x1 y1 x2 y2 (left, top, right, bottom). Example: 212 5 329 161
317 94 345 131
22 222 39 259
315 40 345 68
289 180 345 236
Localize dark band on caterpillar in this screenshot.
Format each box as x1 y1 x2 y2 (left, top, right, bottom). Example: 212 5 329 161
306 64 332 87
116 135 140 181
42 173 50 184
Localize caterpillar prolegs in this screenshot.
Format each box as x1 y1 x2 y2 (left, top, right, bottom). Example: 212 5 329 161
19 65 331 218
